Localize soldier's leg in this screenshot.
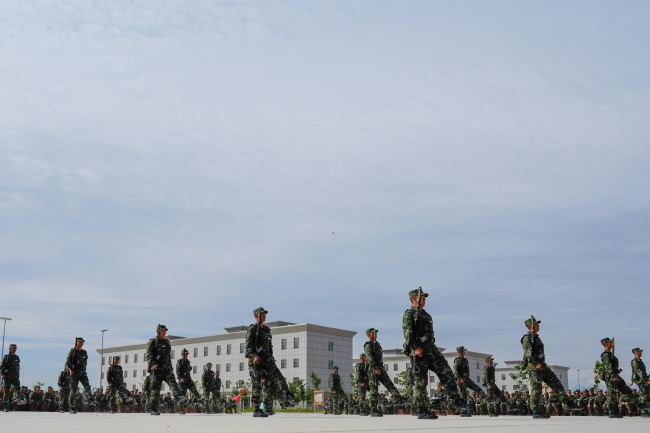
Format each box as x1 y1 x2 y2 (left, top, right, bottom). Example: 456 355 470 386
427 350 461 403
2 380 11 410
378 370 402 399
368 374 380 414
162 369 182 400
106 387 116 411
68 375 80 409
528 368 543 413
605 382 618 414
465 379 486 398
79 373 92 397
357 386 368 414
149 373 163 411
412 358 429 414
249 367 262 410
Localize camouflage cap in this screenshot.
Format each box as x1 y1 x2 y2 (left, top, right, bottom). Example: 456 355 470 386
253 307 268 315
9 343 17 348
632 347 643 353
157 324 168 332
359 353 366 358
181 348 189 354
333 365 339 370
524 317 541 327
75 337 85 343
113 355 120 360
600 337 612 346
408 288 429 298
206 362 212 367
365 328 378 335
456 346 466 352
485 356 494 361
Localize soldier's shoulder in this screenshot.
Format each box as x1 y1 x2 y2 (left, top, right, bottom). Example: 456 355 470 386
363 341 371 349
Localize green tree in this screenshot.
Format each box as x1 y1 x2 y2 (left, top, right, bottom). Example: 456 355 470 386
394 369 413 397
592 360 603 391
289 378 306 407
34 381 45 389
310 371 321 390
509 364 528 393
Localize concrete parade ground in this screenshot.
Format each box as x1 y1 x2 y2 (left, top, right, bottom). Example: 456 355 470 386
2 412 649 433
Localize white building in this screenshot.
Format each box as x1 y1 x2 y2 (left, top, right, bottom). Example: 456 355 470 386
97 321 356 394
495 360 570 393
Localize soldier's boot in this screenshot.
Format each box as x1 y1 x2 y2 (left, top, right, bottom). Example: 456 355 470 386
150 410 160 415
265 408 275 416
284 391 297 407
253 407 268 417
460 410 472 417
533 412 550 419
69 408 76 414
417 412 438 419
370 411 383 417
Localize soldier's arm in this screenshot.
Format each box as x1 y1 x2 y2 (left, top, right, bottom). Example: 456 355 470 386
65 349 75 372
244 325 255 359
402 310 416 354
146 339 156 370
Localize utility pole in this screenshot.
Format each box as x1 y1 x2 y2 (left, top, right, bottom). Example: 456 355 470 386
100 329 108 390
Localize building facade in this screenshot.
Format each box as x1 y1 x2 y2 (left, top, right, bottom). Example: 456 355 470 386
495 360 569 393
97 321 356 394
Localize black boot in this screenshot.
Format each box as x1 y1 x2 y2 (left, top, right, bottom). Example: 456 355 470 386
253 408 268 417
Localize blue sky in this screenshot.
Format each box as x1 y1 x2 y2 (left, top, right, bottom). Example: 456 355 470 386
1 1 649 391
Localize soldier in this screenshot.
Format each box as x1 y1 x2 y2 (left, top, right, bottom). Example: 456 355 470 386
43 386 57 412
106 356 128 414
66 337 92 414
521 316 573 418
202 363 217 413
146 324 185 415
57 367 70 413
354 353 369 415
453 346 486 417
141 374 151 411
629 347 650 417
29 385 43 411
1 343 20 412
403 287 464 419
593 389 606 416
432 383 447 416
597 337 634 418
483 356 506 416
176 348 202 414
245 307 296 417
364 328 403 417
328 366 348 415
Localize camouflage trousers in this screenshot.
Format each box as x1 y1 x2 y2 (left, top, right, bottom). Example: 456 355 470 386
106 384 129 411
412 346 461 414
605 375 632 414
634 381 650 407
248 358 291 409
528 364 568 413
2 374 20 409
457 377 486 399
68 372 91 408
149 367 181 411
178 378 200 409
203 385 220 409
355 383 368 413
58 387 70 411
331 388 348 414
369 369 400 412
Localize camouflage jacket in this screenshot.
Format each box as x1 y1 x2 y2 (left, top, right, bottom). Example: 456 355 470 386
521 332 545 368
631 357 648 384
0 353 20 377
107 364 124 387
355 362 369 387
58 370 70 388
364 340 384 370
600 350 621 381
402 307 435 355
245 323 273 360
454 356 470 379
176 358 193 381
146 336 173 371
202 369 215 388
66 348 88 373
215 377 221 392
329 372 343 391
483 364 496 386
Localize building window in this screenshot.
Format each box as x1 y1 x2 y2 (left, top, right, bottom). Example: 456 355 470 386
293 338 299 349
102 357 105 366
133 370 137 377
239 362 245 371
133 384 136 391
193 348 198 358
240 343 245 354
226 363 231 372
237 380 245 388
134 354 138 363
125 355 129 363
406 363 411 369
193 366 197 374
142 370 146 376
476 362 479 369
171 350 175 359
513 385 517 390
108 356 112 364
293 358 299 368
328 360 333 369
328 342 334 351
477 375 481 382
281 359 287 369
394 363 398 371
161 384 165 391
501 374 506 380
227 344 232 355
215 364 221 373
281 339 287 350
502 385 506 391
123 371 128 378
203 347 208 356
101 372 104 379
217 345 221 355
226 380 231 389
559 374 563 380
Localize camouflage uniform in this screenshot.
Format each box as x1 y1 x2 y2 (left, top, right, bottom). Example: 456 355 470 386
57 369 70 412
176 350 201 412
547 391 563 416
482 357 504 415
1 344 20 412
354 355 369 415
146 325 183 413
599 338 633 417
454 347 486 401
403 288 463 417
245 307 294 416
630 348 649 413
432 384 448 415
328 368 348 414
106 357 129 412
521 317 570 417
364 328 402 416
202 364 219 412
66 337 92 411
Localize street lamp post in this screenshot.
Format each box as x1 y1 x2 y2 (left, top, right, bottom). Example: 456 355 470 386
0 317 12 359
100 329 108 390
577 369 581 391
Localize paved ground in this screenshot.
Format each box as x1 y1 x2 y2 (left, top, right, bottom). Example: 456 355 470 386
1 412 649 433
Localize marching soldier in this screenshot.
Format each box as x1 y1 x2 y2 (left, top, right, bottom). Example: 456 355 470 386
328 365 348 415
629 347 650 417
106 356 129 413
202 363 217 413
354 353 369 415
146 324 185 415
454 346 486 417
176 348 202 414
364 328 403 417
66 337 92 414
1 343 20 412
482 356 505 416
597 337 634 418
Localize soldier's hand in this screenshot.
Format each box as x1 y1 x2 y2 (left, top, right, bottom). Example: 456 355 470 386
460 378 465 384
69 370 74 376
254 355 260 364
414 348 423 357
629 381 634 386
647 380 650 385
375 368 382 376
153 364 158 370
535 364 543 370
613 376 620 381
180 378 185 383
